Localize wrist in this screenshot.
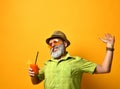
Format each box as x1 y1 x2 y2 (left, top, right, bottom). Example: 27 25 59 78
106 43 114 48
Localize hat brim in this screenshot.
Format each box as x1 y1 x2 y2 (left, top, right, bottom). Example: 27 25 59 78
46 36 70 47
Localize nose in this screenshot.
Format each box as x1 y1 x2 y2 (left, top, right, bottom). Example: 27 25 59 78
51 42 56 48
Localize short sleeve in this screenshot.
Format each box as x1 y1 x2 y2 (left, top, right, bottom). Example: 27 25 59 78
37 66 45 81
75 56 97 74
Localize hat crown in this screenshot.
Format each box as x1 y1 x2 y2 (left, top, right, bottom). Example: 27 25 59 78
52 31 67 39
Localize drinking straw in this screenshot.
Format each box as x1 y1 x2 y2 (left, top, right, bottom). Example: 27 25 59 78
35 51 39 64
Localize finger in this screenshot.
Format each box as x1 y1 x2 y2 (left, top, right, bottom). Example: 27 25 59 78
113 35 115 41
99 37 107 43
28 70 34 74
28 68 33 71
28 70 35 77
29 73 35 77
105 33 109 39
105 33 113 39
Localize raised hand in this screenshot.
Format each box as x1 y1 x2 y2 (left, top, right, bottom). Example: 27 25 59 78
100 33 115 48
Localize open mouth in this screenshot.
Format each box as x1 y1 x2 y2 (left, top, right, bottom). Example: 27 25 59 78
51 46 59 52
53 47 58 52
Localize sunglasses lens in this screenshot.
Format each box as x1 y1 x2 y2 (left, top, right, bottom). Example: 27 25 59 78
48 39 61 48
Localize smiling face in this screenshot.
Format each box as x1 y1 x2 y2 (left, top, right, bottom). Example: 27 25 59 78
48 38 67 59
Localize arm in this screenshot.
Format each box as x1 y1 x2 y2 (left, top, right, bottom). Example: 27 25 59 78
94 34 115 74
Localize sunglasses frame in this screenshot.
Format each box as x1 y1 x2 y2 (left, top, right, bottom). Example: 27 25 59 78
48 39 63 48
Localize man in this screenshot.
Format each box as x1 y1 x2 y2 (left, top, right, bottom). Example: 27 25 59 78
28 31 115 89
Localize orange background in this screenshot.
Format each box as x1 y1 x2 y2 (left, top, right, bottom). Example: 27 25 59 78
0 0 120 89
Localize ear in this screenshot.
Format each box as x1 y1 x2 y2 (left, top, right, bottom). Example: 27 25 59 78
64 41 68 47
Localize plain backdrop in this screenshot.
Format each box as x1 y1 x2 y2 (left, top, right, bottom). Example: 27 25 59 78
0 0 120 89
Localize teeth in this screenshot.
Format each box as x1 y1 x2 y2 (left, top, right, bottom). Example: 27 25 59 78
54 48 57 51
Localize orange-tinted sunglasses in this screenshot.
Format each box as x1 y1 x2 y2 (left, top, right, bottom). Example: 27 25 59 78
48 39 62 48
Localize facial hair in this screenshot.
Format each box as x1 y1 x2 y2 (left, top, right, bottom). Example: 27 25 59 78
50 43 65 59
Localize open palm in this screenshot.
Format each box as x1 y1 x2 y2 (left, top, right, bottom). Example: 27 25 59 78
100 34 115 46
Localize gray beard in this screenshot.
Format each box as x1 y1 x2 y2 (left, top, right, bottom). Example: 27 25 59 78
50 44 65 59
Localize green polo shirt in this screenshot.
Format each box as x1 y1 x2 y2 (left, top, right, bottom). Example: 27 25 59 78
37 53 97 89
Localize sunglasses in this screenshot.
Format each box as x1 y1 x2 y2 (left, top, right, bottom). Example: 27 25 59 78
48 39 62 48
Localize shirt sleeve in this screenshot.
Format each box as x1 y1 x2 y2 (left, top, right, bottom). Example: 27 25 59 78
75 56 97 74
37 59 52 81
37 66 45 81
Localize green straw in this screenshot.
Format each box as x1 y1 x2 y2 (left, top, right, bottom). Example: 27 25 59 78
35 51 39 64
